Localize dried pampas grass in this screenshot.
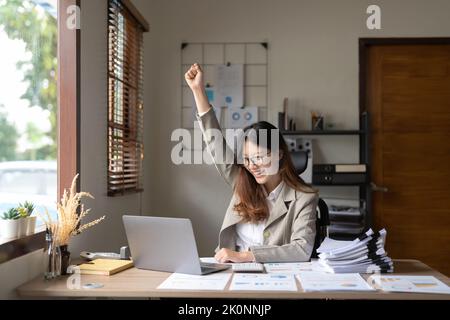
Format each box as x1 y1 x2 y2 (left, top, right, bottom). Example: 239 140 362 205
39 174 105 246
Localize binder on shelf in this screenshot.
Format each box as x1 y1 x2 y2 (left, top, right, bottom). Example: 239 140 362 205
329 205 364 223
314 164 367 173
328 222 365 235
313 173 367 185
329 205 363 216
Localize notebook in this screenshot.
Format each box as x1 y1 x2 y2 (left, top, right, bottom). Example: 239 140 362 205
77 259 134 275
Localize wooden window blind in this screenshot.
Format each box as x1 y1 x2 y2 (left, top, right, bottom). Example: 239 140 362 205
107 0 148 196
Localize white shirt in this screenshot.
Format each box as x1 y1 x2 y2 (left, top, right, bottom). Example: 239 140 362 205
235 181 284 252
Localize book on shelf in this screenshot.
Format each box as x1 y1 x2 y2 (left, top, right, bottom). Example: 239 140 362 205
314 164 367 173
313 173 367 185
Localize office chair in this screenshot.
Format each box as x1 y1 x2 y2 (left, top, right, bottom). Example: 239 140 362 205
290 150 330 259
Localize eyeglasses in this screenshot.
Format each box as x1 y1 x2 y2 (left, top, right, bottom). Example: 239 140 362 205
243 153 272 167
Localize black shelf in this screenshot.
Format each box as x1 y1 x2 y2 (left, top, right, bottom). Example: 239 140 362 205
282 130 365 136
284 112 372 240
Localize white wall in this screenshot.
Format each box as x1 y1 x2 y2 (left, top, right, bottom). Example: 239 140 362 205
133 0 450 256
70 0 143 256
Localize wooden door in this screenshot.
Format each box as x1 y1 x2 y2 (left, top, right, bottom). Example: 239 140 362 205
364 42 450 276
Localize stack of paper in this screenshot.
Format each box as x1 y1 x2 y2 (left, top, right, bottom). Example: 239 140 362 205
316 229 393 273
322 199 365 238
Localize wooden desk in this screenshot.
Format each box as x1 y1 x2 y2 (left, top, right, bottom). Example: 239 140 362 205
17 259 450 300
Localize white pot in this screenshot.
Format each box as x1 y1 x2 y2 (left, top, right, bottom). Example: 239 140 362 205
17 218 28 237
0 219 20 239
26 216 37 236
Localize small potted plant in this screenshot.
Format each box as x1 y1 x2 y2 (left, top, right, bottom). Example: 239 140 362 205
18 201 36 236
0 208 21 239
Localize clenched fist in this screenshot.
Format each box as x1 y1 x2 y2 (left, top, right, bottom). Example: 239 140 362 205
184 63 204 91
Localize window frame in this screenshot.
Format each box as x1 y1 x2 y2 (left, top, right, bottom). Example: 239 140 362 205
0 0 80 264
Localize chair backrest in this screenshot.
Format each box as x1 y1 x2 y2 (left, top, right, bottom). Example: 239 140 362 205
290 150 308 175
289 150 330 258
311 198 330 258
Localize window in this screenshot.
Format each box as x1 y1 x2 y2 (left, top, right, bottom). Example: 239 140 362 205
0 0 58 224
0 0 78 262
107 0 148 196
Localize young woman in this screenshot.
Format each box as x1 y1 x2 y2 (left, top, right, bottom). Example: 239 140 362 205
185 63 318 263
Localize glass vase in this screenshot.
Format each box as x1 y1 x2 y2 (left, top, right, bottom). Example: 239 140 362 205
43 229 62 280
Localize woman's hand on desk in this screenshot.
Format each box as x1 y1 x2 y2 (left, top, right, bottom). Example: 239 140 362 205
214 248 255 263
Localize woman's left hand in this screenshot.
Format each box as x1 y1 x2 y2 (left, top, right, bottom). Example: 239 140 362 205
214 248 255 263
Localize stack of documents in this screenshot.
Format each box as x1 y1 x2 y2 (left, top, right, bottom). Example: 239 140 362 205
322 199 365 238
316 228 393 273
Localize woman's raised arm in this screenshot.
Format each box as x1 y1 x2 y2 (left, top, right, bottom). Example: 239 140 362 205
184 63 211 114
184 63 239 186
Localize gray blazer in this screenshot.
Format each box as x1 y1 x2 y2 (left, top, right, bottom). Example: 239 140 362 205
197 108 318 263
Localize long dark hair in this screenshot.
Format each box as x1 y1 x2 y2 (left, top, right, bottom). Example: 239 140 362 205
233 121 316 223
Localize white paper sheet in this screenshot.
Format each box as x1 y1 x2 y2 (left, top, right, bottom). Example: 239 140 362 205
264 261 327 274
158 272 232 291
216 64 244 108
296 272 375 292
316 237 352 253
368 275 450 294
228 106 258 128
229 274 297 291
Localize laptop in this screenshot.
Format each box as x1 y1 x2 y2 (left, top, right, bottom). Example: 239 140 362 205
122 215 229 275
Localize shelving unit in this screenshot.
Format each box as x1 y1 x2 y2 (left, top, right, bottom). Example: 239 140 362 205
282 112 371 240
